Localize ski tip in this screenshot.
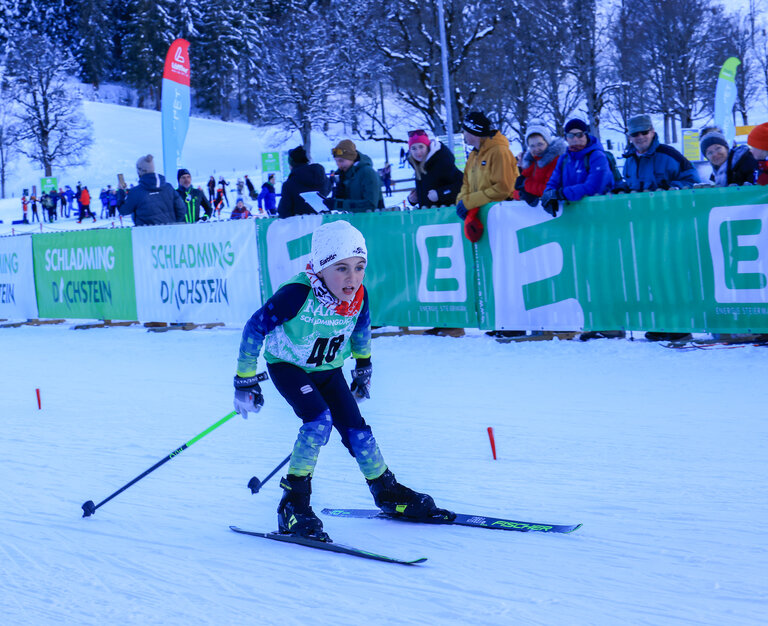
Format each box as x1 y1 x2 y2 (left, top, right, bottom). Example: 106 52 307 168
564 523 583 533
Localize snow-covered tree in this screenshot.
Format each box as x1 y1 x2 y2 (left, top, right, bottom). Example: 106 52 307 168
7 32 92 176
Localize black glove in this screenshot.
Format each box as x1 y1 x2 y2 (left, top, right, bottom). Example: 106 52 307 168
540 189 560 217
514 175 526 192
233 375 264 418
611 181 629 194
350 361 372 401
519 188 539 207
455 200 468 220
658 179 670 191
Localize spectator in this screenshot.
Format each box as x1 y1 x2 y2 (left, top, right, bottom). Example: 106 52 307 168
456 110 519 242
99 188 109 219
117 154 185 226
699 127 757 187
230 197 251 219
59 188 68 218
244 174 259 201
747 122 768 185
381 162 393 197
108 188 118 218
43 190 58 222
277 145 331 219
218 176 230 207
621 114 700 191
514 121 566 206
21 195 29 223
30 194 40 222
328 139 383 213
236 178 245 196
176 168 213 223
541 118 614 217
77 187 95 223
405 129 463 208
258 173 277 216
63 185 75 217
207 176 216 202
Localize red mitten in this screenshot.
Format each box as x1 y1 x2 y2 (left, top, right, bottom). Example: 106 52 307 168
464 207 484 242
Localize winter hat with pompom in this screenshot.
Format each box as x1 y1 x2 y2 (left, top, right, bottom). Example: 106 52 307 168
525 121 552 145
136 154 155 177
310 220 367 272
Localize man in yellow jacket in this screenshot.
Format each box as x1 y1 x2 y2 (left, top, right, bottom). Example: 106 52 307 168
456 111 518 241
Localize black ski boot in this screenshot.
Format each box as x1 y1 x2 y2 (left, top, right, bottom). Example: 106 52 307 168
366 469 455 521
277 474 330 541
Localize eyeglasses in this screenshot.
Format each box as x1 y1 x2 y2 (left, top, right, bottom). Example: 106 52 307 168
630 130 651 138
565 131 586 140
407 129 426 138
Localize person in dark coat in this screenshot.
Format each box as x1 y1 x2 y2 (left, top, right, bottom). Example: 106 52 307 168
176 168 213 222
406 130 463 208
118 154 185 226
244 174 259 200
277 145 331 219
207 176 216 202
328 139 384 213
258 173 277 216
218 176 230 207
699 128 757 187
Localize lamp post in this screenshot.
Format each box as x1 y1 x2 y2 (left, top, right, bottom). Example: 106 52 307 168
436 0 454 151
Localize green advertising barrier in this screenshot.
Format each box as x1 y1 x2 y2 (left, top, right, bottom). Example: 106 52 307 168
32 229 138 320
476 186 768 333
256 209 478 327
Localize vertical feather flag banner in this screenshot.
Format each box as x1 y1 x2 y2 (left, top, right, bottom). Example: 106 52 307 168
161 39 191 182
714 57 741 147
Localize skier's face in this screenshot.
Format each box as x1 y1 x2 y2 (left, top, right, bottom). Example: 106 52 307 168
409 143 428 162
705 143 728 167
319 256 366 302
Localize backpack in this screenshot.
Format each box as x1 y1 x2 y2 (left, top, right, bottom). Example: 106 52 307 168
583 150 623 184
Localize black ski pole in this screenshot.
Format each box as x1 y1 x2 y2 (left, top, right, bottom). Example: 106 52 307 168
247 454 291 494
82 372 269 518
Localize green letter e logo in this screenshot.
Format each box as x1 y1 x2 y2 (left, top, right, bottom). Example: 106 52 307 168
708 205 768 303
416 224 466 303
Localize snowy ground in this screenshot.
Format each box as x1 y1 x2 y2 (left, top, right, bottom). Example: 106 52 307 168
1 325 766 625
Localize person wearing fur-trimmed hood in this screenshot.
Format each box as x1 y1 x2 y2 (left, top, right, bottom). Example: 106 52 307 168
513 122 566 206
406 130 463 208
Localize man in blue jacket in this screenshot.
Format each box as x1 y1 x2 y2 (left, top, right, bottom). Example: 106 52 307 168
541 118 613 217
621 114 700 191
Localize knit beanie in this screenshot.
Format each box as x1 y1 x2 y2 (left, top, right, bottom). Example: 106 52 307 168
332 139 358 161
408 131 430 148
177 168 191 181
747 122 768 151
288 145 309 167
564 118 589 133
525 121 552 145
700 131 729 158
136 154 155 177
311 220 367 272
462 111 493 137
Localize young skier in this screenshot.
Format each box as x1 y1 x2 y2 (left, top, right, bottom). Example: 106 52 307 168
232 220 453 540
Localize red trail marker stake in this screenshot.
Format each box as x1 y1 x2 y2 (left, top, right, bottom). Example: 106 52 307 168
487 426 497 460
36 388 41 410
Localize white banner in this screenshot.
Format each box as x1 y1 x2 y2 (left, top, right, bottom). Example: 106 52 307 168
132 221 261 324
0 235 39 320
264 214 323 294
487 202 584 330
